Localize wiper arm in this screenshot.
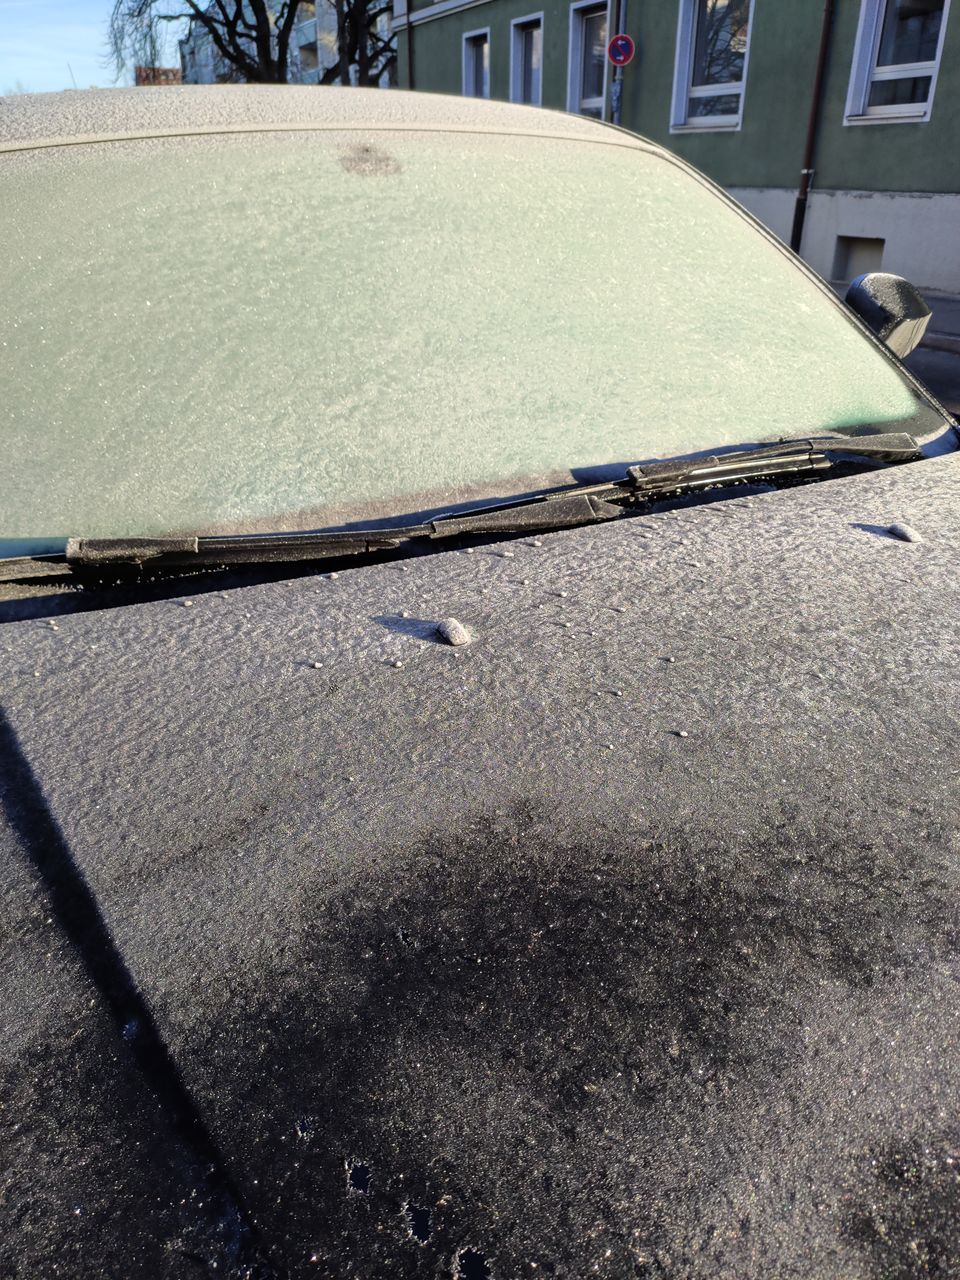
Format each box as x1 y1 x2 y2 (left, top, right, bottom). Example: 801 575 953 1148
0 432 920 582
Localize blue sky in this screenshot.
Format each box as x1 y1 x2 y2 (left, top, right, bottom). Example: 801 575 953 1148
0 0 183 94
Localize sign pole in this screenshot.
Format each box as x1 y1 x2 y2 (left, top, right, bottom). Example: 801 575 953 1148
607 5 632 127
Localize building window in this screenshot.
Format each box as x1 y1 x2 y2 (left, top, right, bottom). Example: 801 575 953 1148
463 29 491 98
845 0 950 123
568 2 608 117
670 0 755 131
299 41 319 72
511 15 544 105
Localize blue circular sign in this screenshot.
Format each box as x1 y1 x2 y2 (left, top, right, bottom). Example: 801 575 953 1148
607 34 635 66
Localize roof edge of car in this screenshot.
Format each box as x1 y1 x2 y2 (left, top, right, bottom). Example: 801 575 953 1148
0 117 651 157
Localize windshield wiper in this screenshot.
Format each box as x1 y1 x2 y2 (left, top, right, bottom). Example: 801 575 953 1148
0 432 920 583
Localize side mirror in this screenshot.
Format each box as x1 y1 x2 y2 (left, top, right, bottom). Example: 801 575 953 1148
845 272 931 359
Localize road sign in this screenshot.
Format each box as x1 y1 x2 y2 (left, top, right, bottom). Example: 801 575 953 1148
607 33 635 66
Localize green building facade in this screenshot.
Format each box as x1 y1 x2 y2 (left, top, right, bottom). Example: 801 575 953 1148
392 0 960 291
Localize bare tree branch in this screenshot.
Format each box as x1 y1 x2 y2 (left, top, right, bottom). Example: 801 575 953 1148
275 0 303 79
109 0 395 89
190 4 264 81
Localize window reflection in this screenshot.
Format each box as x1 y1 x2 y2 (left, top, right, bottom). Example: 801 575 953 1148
877 0 944 66
692 0 750 87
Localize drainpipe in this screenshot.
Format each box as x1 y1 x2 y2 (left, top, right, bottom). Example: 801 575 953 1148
790 0 835 255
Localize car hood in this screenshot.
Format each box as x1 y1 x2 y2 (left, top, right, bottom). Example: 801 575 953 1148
3 457 960 1278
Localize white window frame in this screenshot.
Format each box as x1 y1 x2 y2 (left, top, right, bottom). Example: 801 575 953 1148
670 0 756 133
567 0 611 117
510 12 545 105
844 0 951 125
462 26 491 98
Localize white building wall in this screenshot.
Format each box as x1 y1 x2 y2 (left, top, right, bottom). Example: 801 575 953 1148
728 186 960 294
290 7 341 83
181 27 220 82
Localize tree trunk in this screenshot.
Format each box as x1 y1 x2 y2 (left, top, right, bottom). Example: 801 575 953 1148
248 0 282 81
336 0 352 84
357 0 371 84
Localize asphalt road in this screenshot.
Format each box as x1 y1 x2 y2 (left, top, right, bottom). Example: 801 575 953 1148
905 346 960 415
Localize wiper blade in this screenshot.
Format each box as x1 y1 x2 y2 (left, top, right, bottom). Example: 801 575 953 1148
624 430 920 490
0 432 919 581
0 491 624 583
54 492 624 570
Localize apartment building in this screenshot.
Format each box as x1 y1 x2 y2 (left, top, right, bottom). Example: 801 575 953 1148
394 0 960 291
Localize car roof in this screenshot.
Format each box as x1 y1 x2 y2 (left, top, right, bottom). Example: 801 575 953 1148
0 84 651 154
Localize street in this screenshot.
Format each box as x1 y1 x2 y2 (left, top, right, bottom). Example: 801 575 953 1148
904 293 960 416
906 346 960 415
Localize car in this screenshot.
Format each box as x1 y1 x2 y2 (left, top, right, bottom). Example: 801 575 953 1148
1 86 959 1280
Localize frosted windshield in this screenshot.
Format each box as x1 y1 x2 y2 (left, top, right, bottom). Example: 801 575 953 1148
0 127 939 551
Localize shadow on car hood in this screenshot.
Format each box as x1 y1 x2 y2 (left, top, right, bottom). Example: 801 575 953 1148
2 457 960 1278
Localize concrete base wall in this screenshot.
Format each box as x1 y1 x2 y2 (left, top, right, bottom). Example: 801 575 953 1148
727 188 960 294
